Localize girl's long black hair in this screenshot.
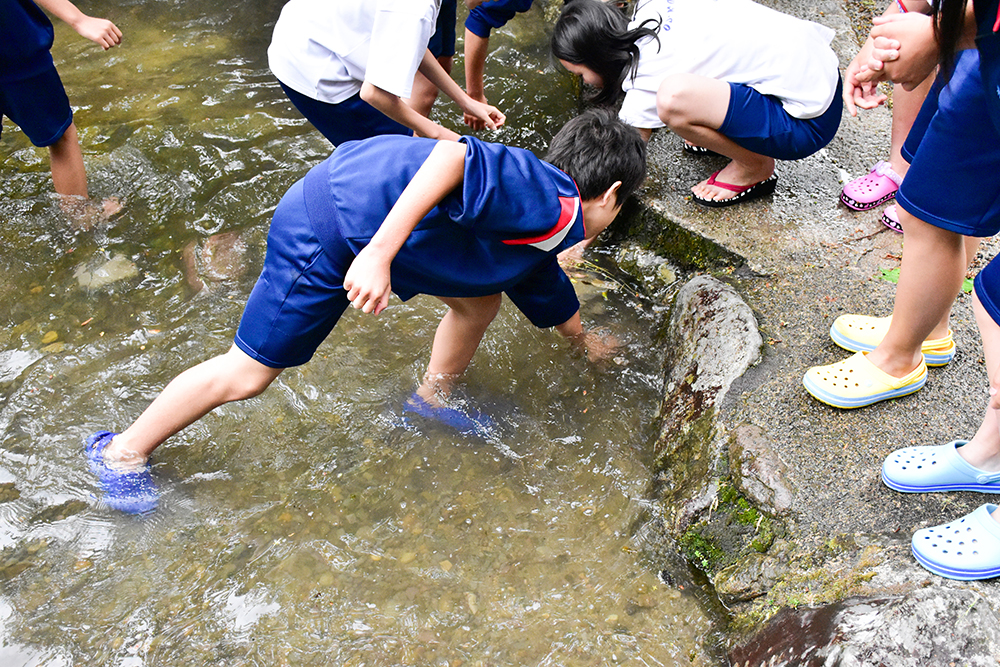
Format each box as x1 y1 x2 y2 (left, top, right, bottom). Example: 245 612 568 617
551 0 660 106
934 0 970 75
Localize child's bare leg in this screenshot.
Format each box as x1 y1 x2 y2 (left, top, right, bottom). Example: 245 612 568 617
960 291 1000 472
655 73 774 202
48 122 88 197
103 345 284 466
48 122 122 221
407 56 454 120
866 210 966 377
888 76 933 179
416 293 502 403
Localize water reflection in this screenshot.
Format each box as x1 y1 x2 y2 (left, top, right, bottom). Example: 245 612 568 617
0 0 723 664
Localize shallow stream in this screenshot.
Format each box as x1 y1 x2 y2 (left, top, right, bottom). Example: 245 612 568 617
0 1 724 664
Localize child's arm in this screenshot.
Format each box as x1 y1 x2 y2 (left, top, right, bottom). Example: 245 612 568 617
361 79 461 141
463 29 491 127
415 49 506 131
462 0 532 130
343 140 468 315
34 0 122 50
360 49 505 140
856 1 974 91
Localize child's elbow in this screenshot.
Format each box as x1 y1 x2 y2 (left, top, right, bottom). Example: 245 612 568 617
359 82 376 104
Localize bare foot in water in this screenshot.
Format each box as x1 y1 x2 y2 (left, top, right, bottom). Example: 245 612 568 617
60 195 123 229
690 157 774 204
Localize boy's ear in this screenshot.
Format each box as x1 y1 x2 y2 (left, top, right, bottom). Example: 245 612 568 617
600 181 623 207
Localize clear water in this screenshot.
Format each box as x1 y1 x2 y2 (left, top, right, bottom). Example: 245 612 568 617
0 1 722 664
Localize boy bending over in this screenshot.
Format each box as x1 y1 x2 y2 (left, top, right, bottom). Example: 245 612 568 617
86 108 647 513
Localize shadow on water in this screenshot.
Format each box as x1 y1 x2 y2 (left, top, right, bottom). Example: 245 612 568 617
1 1 730 664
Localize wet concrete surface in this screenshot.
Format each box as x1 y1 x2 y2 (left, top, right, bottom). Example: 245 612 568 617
629 0 1000 598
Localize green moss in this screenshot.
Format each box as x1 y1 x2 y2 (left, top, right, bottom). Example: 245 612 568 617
604 200 743 271
680 528 727 573
727 543 886 634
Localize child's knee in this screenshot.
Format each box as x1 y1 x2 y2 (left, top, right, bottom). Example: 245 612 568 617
450 293 502 327
655 74 697 127
214 348 281 400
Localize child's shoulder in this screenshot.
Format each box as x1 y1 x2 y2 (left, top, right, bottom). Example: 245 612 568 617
459 136 578 200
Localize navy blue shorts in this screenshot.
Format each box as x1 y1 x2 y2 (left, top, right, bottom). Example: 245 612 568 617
428 0 457 58
234 178 355 368
898 49 1000 237
0 65 73 147
279 82 413 147
976 259 1000 329
719 76 843 161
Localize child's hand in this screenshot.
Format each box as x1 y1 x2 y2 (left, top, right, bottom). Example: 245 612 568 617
857 13 938 91
343 247 392 315
843 49 887 116
74 16 122 50
462 99 506 131
463 93 491 131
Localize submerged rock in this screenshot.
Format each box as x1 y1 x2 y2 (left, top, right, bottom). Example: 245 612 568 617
74 254 139 289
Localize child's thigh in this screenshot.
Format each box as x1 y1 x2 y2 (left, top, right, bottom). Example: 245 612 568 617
897 49 1000 237
436 294 503 327
234 180 353 369
0 67 73 147
655 73 731 129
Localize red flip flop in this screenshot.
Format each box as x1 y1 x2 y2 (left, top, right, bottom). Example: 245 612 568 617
691 170 778 208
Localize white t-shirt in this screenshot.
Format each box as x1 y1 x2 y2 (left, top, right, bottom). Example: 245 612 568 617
268 0 440 104
618 0 839 128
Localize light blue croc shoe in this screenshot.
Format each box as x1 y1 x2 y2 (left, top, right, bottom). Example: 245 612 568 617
911 504 1000 580
881 440 1000 493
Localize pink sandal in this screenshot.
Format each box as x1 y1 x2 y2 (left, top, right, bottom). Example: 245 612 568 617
882 204 902 233
691 170 777 208
840 161 902 211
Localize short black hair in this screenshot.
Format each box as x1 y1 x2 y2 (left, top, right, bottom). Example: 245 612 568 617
545 108 647 206
552 0 660 106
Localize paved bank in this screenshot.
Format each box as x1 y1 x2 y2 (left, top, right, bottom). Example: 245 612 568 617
617 0 1000 658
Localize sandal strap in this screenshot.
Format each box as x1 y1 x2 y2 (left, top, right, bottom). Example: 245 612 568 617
872 161 904 187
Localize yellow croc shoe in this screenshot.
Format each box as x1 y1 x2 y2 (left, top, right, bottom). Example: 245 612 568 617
829 314 955 366
803 351 927 409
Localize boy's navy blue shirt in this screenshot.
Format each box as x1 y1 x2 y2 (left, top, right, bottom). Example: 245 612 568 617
302 134 586 328
0 0 55 83
465 0 533 38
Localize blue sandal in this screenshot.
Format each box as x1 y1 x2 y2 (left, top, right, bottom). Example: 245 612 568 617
881 440 1000 493
912 504 1000 580
85 431 158 515
403 394 496 437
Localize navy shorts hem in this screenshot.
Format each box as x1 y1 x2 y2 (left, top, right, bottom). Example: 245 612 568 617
32 114 73 148
0 64 73 147
896 49 1000 238
895 195 991 237
234 178 353 369
975 267 1000 329
232 335 294 369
